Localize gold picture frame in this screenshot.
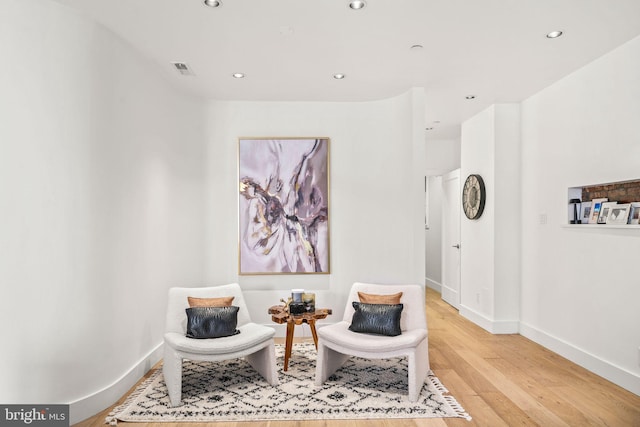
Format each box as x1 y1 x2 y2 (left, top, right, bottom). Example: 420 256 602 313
238 137 330 275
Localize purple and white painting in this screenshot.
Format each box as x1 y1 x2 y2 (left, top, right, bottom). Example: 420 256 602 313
238 138 330 274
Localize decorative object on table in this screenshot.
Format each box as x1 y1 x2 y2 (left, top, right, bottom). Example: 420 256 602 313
289 302 305 315
238 137 330 275
315 282 429 402
105 343 471 424
580 201 592 224
289 289 306 315
629 202 640 225
589 198 608 223
268 305 332 371
302 292 315 312
291 289 304 303
462 174 486 220
163 284 278 407
597 201 618 224
568 198 582 224
606 203 632 225
280 298 293 313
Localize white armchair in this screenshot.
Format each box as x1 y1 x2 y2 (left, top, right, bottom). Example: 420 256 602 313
314 282 429 402
163 283 278 407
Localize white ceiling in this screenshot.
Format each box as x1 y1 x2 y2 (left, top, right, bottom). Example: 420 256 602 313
52 0 640 139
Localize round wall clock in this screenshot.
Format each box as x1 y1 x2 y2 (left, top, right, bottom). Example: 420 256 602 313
462 174 486 220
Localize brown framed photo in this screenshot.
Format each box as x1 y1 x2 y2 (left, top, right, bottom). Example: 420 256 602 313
238 137 330 275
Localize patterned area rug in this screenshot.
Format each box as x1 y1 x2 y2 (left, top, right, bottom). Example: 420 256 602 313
106 343 471 424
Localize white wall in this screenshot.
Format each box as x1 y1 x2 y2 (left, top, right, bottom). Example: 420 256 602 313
520 35 640 394
202 90 426 328
425 138 461 176
0 0 206 422
459 104 521 333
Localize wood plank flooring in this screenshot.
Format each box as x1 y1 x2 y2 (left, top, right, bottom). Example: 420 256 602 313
74 287 640 427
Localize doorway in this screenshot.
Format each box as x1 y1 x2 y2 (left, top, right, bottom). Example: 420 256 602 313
441 169 461 309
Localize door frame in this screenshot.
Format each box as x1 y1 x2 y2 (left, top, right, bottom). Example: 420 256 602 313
441 169 461 309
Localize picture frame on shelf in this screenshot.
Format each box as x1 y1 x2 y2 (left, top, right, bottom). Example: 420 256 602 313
580 201 592 224
628 202 640 225
597 201 618 224
607 203 631 225
589 198 608 224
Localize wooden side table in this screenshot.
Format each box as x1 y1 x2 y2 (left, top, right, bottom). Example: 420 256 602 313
268 305 332 371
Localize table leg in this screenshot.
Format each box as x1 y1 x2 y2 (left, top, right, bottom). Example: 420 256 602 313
309 319 319 349
284 320 295 371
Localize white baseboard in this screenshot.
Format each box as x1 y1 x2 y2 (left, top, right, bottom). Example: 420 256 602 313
69 342 164 425
459 304 519 334
451 305 639 397
520 322 640 396
425 277 442 293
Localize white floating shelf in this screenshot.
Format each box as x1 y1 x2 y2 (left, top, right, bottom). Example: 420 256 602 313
562 224 640 229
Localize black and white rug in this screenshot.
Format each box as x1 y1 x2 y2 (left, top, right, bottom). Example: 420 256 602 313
106 343 471 424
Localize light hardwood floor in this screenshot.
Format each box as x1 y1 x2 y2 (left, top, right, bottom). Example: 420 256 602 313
75 287 640 427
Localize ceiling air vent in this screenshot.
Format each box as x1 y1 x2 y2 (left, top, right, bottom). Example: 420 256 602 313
171 62 195 76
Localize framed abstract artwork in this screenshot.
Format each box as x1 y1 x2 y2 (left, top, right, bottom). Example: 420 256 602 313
238 137 330 274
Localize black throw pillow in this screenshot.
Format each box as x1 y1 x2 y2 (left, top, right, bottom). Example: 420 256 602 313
348 302 403 336
186 306 241 339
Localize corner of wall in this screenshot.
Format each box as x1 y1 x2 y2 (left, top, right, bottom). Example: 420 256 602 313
69 343 164 425
425 277 442 293
459 305 519 334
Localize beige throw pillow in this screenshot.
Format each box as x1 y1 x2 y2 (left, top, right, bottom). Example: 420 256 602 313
187 296 235 307
357 291 403 305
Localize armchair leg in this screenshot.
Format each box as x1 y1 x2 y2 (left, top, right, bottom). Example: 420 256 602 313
246 341 279 386
407 338 430 402
315 341 349 386
163 346 183 407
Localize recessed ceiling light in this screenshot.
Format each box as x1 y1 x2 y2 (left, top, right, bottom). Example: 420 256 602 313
465 95 476 100
203 0 221 7
546 30 563 39
349 1 366 10
233 73 245 79
333 74 346 79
